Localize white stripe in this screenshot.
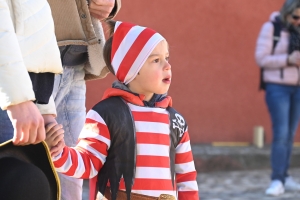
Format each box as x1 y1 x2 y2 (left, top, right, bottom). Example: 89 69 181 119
131 190 177 199
135 121 170 134
86 110 106 125
128 103 168 114
177 181 199 191
124 33 164 84
78 141 107 164
78 130 111 148
52 151 63 162
55 151 72 173
137 144 169 156
72 150 85 178
175 141 191 153
89 159 99 178
135 167 171 179
175 161 196 174
112 26 146 74
114 21 122 32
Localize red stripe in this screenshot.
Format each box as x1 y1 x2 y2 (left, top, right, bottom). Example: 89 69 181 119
116 28 156 82
66 149 79 176
176 171 197 183
83 138 108 157
85 117 105 125
111 22 134 59
119 178 175 190
132 111 169 124
78 147 91 178
82 119 110 141
136 132 170 145
97 123 110 140
136 155 170 168
85 118 98 124
89 177 98 200
175 151 194 164
178 191 199 200
53 147 69 168
178 131 190 144
76 146 104 178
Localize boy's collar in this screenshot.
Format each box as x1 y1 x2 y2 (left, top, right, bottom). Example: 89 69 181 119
102 81 172 108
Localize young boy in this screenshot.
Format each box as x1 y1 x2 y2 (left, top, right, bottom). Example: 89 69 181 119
46 21 199 200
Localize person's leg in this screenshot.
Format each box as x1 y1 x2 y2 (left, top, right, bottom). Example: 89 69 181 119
0 109 14 143
0 157 51 200
52 65 86 200
283 86 300 178
265 83 291 183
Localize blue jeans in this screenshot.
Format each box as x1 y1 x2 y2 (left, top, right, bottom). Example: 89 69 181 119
52 65 86 200
265 83 300 183
0 109 14 143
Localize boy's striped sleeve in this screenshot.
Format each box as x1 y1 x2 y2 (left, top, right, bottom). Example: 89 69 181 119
53 110 110 179
175 128 199 200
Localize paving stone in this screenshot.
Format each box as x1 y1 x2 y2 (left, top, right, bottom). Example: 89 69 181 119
81 145 300 199
192 145 300 172
82 168 300 200
199 168 300 200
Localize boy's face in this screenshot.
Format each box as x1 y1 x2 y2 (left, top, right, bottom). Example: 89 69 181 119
128 40 171 101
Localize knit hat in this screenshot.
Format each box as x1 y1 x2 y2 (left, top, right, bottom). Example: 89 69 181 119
0 140 60 200
111 21 165 84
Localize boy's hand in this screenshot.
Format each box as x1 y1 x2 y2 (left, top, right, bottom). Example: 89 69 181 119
50 139 65 157
45 122 64 152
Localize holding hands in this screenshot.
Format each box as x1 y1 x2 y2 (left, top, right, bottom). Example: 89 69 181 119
45 122 65 157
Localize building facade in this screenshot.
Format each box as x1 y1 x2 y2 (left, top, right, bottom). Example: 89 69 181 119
86 0 300 144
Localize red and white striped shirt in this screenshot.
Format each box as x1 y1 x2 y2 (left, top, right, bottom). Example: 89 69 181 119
53 89 199 200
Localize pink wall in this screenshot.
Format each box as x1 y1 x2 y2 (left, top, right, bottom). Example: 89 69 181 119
86 0 300 144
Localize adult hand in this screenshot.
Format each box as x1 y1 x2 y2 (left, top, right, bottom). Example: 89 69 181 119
288 51 300 66
89 0 115 21
6 101 45 145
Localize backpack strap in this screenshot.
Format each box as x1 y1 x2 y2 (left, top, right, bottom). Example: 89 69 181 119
94 98 187 199
94 97 136 200
272 21 281 53
166 107 187 188
259 20 282 90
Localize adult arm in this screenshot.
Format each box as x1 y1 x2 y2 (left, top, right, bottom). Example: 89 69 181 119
89 0 121 20
0 0 45 145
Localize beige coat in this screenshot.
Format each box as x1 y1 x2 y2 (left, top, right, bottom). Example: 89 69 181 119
47 0 121 80
0 0 63 115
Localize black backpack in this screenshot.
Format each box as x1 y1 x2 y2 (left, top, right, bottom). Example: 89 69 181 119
94 97 187 200
259 20 282 90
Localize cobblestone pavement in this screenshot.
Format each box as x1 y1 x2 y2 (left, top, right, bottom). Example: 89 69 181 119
199 168 300 200
83 168 300 200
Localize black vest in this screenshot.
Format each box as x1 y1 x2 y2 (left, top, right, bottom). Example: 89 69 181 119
93 97 187 200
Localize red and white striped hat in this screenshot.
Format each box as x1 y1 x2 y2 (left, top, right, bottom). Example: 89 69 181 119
111 21 165 84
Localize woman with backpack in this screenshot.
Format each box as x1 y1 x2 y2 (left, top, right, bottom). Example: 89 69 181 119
255 0 300 196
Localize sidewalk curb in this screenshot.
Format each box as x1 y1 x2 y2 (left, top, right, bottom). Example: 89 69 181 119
191 145 300 172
